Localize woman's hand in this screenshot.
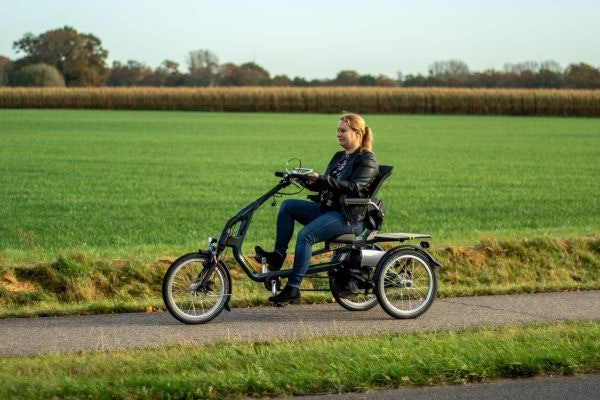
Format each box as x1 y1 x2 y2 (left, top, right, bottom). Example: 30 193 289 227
305 171 319 184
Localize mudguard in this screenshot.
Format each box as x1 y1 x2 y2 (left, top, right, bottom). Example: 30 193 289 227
386 244 442 268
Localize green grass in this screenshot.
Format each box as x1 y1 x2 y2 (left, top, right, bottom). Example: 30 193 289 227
0 321 598 399
1 236 598 318
1 110 599 265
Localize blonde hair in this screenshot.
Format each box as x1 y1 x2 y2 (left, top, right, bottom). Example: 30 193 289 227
339 112 373 152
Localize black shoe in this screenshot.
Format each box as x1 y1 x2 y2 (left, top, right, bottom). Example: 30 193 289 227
269 285 301 305
254 246 285 271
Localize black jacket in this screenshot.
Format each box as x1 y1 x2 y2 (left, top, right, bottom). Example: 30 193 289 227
309 150 379 222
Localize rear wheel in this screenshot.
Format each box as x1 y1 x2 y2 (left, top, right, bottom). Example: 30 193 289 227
328 245 381 311
162 253 230 324
329 272 378 311
375 248 437 319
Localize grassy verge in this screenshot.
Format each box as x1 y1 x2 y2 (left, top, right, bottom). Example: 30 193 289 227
1 236 598 318
0 321 598 399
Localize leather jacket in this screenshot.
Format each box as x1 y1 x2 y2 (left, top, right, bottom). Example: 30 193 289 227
309 150 379 223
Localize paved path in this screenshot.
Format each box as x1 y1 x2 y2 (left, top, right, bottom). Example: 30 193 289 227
288 374 600 400
1 290 598 356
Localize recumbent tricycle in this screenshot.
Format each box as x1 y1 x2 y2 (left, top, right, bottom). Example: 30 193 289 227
162 163 440 324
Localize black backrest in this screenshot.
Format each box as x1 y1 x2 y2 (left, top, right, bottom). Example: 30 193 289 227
367 165 393 197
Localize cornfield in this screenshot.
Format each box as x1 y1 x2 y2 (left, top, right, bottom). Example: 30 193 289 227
1 87 599 116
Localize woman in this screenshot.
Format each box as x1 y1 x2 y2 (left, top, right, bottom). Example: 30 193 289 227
256 113 379 305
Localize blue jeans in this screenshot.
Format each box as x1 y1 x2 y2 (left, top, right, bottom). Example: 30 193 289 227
274 199 363 288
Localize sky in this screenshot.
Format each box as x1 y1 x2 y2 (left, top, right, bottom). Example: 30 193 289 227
1 0 599 80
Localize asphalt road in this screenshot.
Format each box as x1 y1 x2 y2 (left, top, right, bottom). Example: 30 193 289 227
1 290 599 356
288 374 600 400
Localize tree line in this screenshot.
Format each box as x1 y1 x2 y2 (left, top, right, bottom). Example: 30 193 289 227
1 26 600 89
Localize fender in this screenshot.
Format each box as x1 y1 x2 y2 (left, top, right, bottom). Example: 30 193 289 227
388 244 442 268
222 260 233 312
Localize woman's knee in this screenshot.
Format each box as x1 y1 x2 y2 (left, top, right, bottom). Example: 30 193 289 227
277 199 293 217
297 226 317 245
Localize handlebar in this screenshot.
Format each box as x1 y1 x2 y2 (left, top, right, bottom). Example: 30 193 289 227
275 171 311 181
275 167 314 181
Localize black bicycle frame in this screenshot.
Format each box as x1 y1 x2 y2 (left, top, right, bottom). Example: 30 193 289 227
203 175 439 288
212 177 357 284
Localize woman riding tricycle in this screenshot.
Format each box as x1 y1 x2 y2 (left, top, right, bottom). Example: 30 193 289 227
162 113 440 324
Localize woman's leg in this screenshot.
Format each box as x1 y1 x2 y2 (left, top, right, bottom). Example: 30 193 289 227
273 199 321 257
286 211 363 288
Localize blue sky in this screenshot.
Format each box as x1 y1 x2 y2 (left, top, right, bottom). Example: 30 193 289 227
1 0 599 79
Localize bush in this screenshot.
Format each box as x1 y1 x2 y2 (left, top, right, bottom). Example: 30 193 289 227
11 63 65 87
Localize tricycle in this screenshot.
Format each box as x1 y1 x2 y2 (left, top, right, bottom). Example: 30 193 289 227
162 163 440 324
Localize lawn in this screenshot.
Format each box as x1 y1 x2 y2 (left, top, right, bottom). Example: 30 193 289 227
0 110 599 264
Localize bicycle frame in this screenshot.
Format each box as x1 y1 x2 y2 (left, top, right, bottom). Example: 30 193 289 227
214 177 344 284
209 175 439 286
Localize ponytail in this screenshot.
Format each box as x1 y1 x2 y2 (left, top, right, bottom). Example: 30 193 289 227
360 125 373 152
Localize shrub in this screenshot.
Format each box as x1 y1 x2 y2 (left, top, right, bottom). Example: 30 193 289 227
11 63 65 87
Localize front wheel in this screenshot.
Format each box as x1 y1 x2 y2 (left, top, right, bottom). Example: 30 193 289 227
375 248 437 319
162 253 231 324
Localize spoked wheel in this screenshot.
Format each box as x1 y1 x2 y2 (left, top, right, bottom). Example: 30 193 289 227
329 272 378 311
328 246 380 311
162 253 230 324
374 248 437 319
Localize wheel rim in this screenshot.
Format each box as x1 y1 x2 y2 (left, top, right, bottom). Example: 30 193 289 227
379 254 434 316
339 287 378 308
330 251 378 310
168 258 227 320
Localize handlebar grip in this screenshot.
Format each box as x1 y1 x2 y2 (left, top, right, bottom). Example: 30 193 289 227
275 171 286 177
289 173 308 180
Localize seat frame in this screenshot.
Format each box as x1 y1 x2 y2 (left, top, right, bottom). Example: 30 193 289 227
325 165 394 246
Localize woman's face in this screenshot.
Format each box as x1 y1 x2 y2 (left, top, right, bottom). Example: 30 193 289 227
337 120 361 152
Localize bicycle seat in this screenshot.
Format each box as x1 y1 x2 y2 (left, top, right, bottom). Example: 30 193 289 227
329 233 358 244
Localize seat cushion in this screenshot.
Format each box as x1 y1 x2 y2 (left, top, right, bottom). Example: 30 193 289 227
328 234 357 244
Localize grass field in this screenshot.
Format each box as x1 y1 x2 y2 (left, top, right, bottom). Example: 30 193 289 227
1 109 599 264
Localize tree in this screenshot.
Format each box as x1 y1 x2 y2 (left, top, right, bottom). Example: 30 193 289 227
564 63 600 88
335 70 360 86
106 60 153 86
373 74 396 87
358 74 376 86
0 55 11 86
215 63 242 86
12 26 108 86
292 76 310 87
150 59 185 86
401 73 429 87
272 74 292 86
429 60 470 86
11 63 65 87
216 62 270 86
536 68 563 88
238 62 270 86
186 49 219 86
